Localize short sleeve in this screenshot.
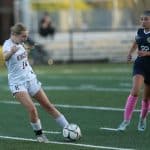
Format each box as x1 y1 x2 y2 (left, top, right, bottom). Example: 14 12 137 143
2 40 12 53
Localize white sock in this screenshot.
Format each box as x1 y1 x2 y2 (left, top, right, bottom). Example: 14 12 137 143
55 114 69 128
30 119 42 131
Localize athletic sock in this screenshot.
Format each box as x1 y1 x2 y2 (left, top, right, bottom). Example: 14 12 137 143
140 100 150 119
30 119 43 135
124 94 138 121
55 114 69 128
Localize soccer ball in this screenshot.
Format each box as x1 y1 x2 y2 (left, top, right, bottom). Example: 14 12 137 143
63 123 81 141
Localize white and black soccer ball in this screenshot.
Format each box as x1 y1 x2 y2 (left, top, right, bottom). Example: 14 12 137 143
63 123 81 141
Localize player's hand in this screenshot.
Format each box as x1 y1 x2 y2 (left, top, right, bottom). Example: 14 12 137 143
11 46 19 54
138 51 150 57
3 45 19 61
127 54 132 62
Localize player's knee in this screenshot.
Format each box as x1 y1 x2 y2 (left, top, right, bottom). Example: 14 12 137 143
130 90 139 97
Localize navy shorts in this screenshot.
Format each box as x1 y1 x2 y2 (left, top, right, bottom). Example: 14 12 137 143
133 57 150 84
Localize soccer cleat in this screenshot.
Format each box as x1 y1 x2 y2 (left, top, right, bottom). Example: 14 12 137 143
36 134 49 143
117 120 130 131
138 118 146 131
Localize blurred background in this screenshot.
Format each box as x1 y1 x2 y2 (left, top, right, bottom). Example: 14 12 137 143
0 0 149 64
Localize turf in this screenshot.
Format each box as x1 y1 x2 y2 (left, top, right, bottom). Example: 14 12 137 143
0 63 148 150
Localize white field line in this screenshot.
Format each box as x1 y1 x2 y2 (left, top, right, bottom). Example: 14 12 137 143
100 127 118 131
43 130 61 134
0 135 135 150
43 86 130 92
0 100 140 112
36 75 130 80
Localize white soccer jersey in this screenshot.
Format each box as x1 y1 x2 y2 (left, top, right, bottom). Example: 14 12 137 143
2 39 36 85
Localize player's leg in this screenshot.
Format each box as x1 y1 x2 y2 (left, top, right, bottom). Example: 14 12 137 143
15 91 48 142
29 78 69 128
15 91 39 122
118 75 143 131
124 75 143 121
138 84 150 131
33 88 69 128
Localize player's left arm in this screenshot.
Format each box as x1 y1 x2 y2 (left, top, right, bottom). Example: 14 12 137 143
3 45 19 61
127 41 138 61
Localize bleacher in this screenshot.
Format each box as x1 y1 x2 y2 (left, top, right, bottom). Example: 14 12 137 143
33 30 137 62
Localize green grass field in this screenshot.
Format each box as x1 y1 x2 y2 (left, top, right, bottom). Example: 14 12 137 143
0 63 149 150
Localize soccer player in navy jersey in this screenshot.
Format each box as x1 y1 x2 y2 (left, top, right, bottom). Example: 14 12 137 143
118 10 150 131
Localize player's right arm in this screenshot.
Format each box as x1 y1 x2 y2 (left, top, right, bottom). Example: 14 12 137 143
3 45 19 61
127 41 137 62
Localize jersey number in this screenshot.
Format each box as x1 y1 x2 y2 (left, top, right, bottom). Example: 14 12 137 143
22 61 28 69
141 45 149 51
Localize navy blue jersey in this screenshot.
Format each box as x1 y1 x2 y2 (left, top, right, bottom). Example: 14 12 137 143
135 28 150 51
133 28 150 84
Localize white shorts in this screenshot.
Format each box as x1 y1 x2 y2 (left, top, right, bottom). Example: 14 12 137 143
9 78 42 96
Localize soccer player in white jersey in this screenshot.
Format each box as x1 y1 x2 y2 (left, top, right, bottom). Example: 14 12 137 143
2 23 69 143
